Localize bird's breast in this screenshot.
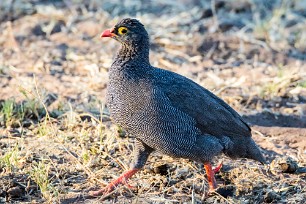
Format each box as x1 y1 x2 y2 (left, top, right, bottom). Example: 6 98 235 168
106 77 154 127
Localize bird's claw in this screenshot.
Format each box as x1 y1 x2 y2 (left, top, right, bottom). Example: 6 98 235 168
213 162 223 174
88 182 117 197
88 181 136 198
124 182 137 191
88 168 139 197
202 187 217 199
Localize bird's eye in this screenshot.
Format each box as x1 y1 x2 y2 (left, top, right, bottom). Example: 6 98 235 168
118 27 128 35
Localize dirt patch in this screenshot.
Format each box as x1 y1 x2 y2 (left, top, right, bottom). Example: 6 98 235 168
0 0 306 203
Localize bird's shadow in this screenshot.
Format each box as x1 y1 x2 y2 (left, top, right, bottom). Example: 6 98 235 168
59 193 97 204
242 111 306 128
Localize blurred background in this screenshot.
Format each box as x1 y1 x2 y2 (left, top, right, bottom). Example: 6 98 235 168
1 0 305 117
0 0 306 203
1 0 306 108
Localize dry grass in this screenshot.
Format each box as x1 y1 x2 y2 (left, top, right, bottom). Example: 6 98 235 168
0 0 306 203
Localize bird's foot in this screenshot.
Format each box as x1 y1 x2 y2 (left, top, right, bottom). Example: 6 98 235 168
213 162 223 174
202 162 224 199
88 181 118 197
202 186 217 199
124 182 137 191
89 188 107 197
88 168 139 197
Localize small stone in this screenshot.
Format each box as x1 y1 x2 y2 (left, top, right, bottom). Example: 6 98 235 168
264 190 280 203
270 156 299 174
201 9 213 18
216 185 234 198
32 24 45 36
153 164 169 176
7 186 23 198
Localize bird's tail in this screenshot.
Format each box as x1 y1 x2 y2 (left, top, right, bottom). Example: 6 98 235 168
223 136 267 164
246 139 267 164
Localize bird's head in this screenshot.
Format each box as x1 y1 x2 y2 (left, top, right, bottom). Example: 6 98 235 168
101 18 149 47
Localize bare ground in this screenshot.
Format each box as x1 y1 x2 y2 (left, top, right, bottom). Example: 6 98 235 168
0 0 306 203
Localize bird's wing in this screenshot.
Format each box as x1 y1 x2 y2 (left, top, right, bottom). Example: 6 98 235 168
153 68 251 138
123 82 226 160
127 83 202 157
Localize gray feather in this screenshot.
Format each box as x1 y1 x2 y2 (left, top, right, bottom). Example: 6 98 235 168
106 18 266 167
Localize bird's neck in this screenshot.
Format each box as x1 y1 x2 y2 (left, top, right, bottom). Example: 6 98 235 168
113 42 150 69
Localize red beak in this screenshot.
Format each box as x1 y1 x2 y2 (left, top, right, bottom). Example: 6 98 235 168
101 28 116 38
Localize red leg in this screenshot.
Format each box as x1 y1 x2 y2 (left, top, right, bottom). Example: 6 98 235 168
213 162 223 174
204 162 217 192
89 168 139 196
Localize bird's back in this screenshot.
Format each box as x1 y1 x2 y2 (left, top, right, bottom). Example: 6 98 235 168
151 67 251 137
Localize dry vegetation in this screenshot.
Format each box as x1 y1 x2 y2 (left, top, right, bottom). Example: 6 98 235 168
0 0 306 203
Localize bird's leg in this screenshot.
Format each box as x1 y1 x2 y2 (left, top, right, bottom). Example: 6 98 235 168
89 139 153 197
204 162 218 193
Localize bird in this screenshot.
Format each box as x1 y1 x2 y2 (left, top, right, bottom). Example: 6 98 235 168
89 18 266 197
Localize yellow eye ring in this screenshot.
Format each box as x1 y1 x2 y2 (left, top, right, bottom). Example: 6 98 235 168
118 27 128 35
